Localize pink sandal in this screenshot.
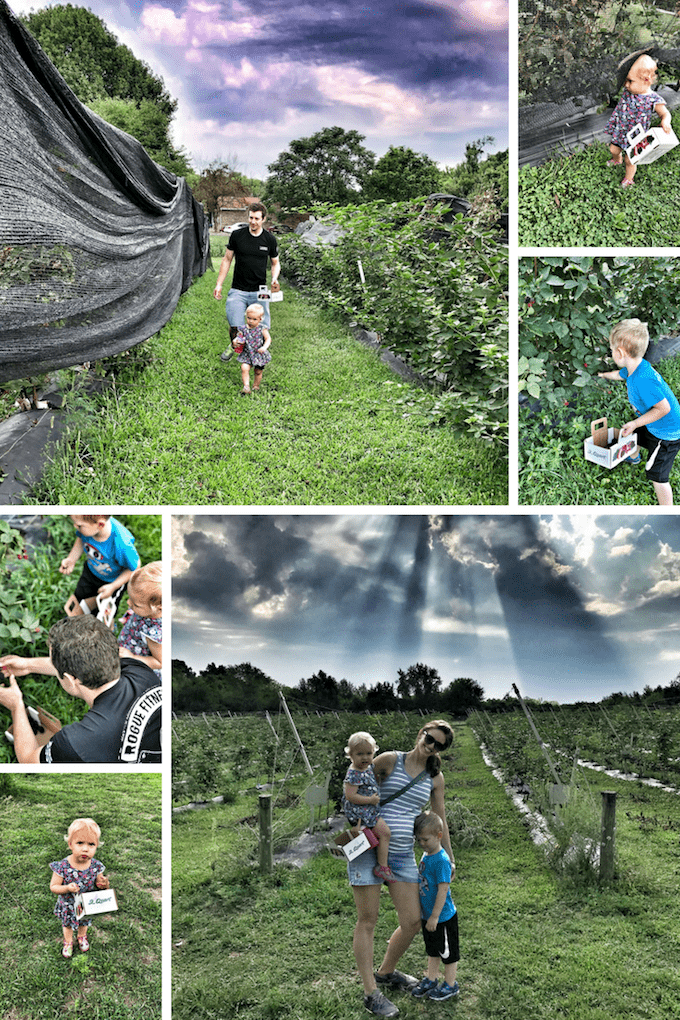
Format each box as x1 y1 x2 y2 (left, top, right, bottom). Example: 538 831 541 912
606 158 623 166
78 934 90 952
62 940 74 958
621 179 634 188
373 863 398 883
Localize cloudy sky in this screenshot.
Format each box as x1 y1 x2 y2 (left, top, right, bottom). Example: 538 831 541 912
172 513 680 703
8 0 508 179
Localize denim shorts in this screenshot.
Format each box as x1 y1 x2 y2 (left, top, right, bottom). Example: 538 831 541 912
347 847 419 886
225 288 271 329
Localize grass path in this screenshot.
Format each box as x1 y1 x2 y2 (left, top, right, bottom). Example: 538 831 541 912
0 774 161 1020
33 248 507 505
172 722 680 1020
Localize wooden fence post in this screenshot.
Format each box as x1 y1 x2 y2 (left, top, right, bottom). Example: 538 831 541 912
259 793 273 875
600 790 617 882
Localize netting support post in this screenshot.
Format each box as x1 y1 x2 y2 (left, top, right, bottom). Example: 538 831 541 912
259 794 273 875
599 791 617 883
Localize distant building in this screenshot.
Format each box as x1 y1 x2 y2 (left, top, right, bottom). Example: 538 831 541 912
214 194 258 232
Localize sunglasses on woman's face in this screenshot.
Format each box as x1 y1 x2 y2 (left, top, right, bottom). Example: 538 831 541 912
423 731 447 752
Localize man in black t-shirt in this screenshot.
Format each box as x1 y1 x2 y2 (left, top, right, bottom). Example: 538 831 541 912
0 616 161 764
213 202 280 362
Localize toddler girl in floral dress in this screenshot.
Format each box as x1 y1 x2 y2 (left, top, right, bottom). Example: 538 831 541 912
117 562 162 677
50 818 109 957
606 52 672 188
233 303 271 394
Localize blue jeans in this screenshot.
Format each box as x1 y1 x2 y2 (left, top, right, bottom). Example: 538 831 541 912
225 288 271 329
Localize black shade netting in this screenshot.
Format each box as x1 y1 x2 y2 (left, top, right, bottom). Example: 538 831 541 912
0 0 210 383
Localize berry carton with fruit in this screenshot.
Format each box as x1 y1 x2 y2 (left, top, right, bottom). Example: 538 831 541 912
584 417 638 469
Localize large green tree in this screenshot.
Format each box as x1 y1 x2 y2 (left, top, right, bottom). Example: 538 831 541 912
363 145 441 202
263 126 375 208
23 4 191 176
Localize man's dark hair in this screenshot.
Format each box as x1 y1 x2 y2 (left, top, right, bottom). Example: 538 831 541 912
248 202 267 218
49 616 121 690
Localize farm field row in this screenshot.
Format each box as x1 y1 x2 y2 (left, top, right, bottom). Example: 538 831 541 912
172 717 680 1020
470 701 680 791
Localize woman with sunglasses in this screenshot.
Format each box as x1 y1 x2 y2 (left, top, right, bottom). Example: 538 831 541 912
349 719 454 1017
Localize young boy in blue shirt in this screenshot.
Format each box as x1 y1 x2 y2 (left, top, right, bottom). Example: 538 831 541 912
412 811 460 1001
598 319 680 505
59 514 140 613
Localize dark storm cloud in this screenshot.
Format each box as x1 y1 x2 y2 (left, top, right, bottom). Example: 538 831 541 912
200 0 507 91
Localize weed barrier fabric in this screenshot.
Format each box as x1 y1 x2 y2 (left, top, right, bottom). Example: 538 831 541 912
520 85 680 167
0 0 210 383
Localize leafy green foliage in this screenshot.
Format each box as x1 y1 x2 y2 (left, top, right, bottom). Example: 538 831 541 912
439 140 508 212
280 200 507 442
263 126 375 208
191 160 251 223
518 126 680 246
23 4 176 113
363 146 441 202
0 244 75 290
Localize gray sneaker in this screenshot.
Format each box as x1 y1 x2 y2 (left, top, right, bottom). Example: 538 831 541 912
375 970 418 991
364 990 399 1017
220 348 233 362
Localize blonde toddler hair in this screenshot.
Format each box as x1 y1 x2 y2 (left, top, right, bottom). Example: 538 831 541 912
344 731 379 757
128 561 162 612
609 319 649 358
65 818 102 845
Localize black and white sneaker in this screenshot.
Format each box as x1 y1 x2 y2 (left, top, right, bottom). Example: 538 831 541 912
364 990 399 1017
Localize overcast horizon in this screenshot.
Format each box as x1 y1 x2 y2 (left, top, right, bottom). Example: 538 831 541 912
172 514 680 704
8 0 508 179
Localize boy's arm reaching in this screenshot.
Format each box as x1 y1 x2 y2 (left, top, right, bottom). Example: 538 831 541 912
598 370 623 381
97 568 134 600
60 537 83 574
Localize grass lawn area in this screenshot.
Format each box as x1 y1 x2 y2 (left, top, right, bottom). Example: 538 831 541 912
519 354 680 505
172 723 680 1020
0 773 161 1020
31 238 507 506
518 115 680 246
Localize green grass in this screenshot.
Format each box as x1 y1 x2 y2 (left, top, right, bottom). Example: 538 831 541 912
518 118 680 246
30 238 507 506
519 354 680 505
0 774 161 1020
172 723 680 1020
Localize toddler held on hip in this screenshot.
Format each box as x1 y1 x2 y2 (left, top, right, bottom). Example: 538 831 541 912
233 303 271 394
606 52 672 188
50 818 109 958
117 561 162 677
342 731 396 883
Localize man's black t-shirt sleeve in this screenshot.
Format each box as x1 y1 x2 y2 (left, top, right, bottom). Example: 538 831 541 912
40 729 83 763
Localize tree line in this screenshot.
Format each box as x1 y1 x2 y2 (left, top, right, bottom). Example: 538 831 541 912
172 659 485 716
23 6 507 217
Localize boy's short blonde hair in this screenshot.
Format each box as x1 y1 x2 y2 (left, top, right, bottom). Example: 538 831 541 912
345 731 379 757
246 303 265 317
609 319 649 358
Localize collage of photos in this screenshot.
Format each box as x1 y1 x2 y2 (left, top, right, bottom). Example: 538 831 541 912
1 2 680 1020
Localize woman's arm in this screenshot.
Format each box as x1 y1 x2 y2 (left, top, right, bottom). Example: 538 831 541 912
371 750 398 782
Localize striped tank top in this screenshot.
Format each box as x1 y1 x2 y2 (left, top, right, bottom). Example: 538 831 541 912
379 752 433 854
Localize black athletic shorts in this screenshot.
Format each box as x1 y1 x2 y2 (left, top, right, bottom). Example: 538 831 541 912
635 425 680 483
421 913 460 963
74 562 127 609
